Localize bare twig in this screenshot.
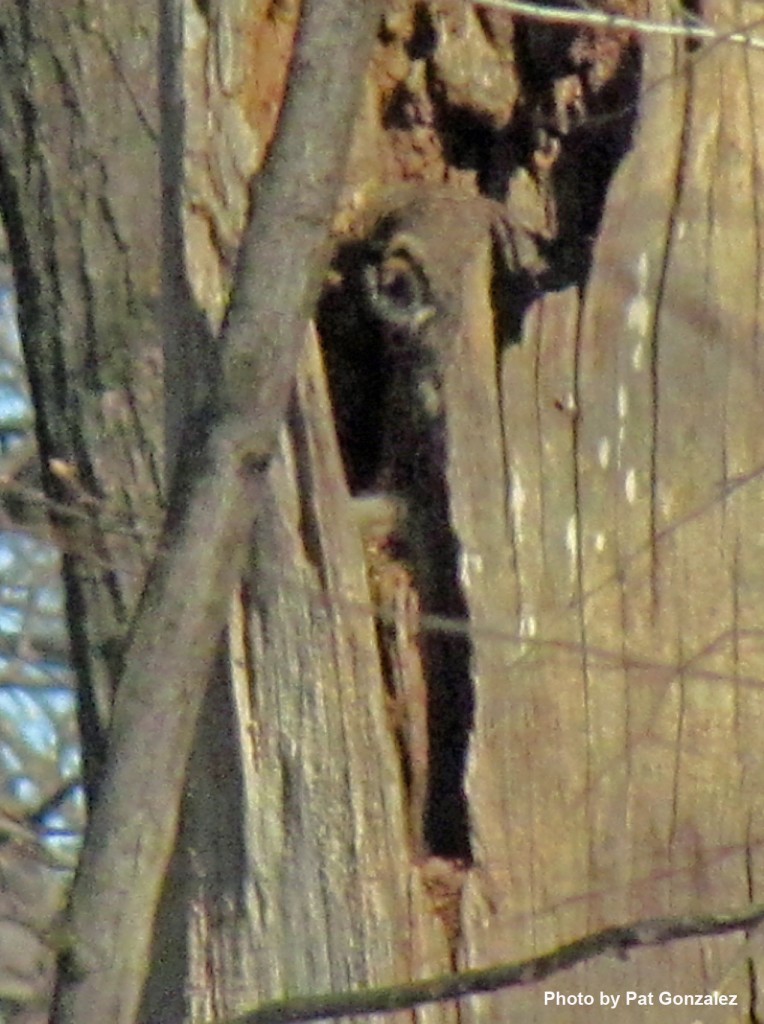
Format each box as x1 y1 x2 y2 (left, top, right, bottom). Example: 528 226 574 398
229 904 764 1024
475 0 764 50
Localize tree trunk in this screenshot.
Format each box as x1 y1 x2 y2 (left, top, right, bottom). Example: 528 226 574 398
457 1 764 1015
1 0 763 1021
0 0 164 806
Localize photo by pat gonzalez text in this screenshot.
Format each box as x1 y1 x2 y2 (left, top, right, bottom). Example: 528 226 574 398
544 990 739 1009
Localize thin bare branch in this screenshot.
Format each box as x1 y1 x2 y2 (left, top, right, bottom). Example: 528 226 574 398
229 904 764 1024
475 0 764 50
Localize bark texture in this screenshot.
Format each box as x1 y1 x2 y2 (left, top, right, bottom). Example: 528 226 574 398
1 0 763 1021
0 0 164 801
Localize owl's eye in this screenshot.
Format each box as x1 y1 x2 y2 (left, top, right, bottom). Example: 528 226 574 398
362 247 436 332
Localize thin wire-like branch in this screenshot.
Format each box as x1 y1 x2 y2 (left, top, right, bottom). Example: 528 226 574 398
227 904 764 1024
5 461 764 683
476 0 764 50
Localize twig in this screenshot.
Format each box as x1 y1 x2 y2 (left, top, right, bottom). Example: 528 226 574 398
229 904 764 1023
475 0 764 50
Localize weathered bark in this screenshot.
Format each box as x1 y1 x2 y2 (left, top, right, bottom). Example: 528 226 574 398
1 0 764 1021
50 0 385 1020
455 2 764 1019
180 329 456 1023
0 0 164 805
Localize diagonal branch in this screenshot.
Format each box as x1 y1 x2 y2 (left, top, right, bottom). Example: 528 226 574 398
230 903 764 1024
49 1 383 1022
